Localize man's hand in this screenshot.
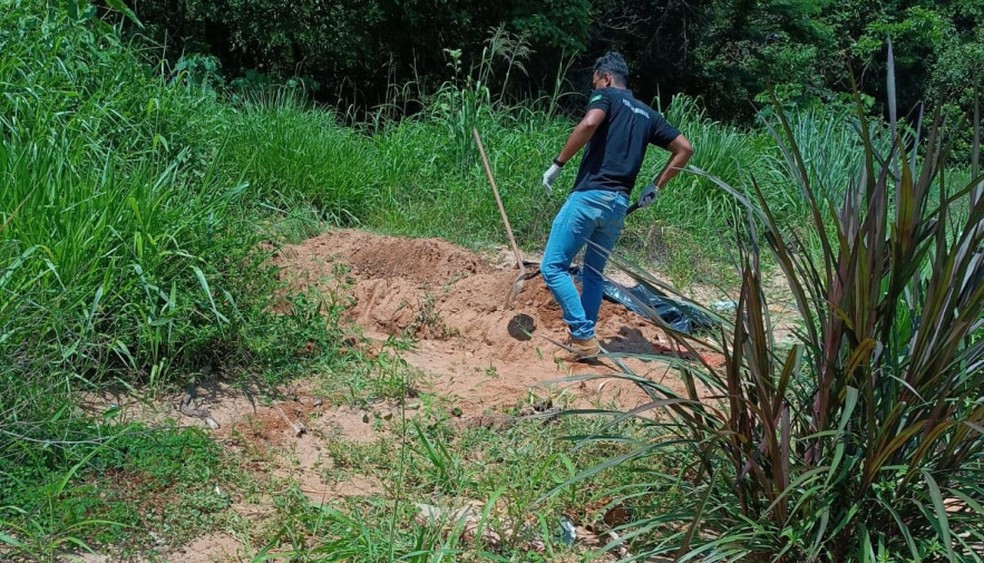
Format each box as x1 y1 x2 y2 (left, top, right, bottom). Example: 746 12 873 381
542 163 563 196
637 182 660 209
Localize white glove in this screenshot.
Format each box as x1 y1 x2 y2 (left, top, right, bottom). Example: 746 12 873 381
637 182 661 209
542 162 563 196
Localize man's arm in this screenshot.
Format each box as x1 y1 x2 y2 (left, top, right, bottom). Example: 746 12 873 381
555 108 606 164
652 134 694 188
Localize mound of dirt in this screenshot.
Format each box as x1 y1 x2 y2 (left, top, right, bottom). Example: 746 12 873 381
273 229 721 413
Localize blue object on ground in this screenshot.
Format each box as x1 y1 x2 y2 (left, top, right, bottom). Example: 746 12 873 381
555 516 577 545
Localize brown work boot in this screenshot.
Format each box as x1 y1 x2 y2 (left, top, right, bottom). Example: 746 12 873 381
556 335 601 362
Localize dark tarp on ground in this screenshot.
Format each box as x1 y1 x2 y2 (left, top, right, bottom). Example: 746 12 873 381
571 265 717 335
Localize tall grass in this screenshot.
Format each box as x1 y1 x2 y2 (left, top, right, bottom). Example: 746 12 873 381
219 91 382 225
1 138 249 375
0 1 241 381
0 2 344 552
758 104 868 215
369 108 571 247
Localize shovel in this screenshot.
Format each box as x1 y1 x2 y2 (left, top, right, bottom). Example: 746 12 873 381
472 128 526 308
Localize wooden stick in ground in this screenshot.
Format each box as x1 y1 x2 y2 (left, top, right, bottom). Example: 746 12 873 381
472 127 526 308
272 403 306 437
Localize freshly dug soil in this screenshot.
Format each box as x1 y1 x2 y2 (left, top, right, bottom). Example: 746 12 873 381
272 229 722 413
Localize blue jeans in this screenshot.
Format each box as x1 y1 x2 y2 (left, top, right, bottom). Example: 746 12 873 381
541 189 629 340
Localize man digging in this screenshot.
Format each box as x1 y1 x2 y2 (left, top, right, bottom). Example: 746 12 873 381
541 51 693 362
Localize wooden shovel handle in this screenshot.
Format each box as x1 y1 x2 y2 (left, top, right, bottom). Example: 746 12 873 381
473 128 524 271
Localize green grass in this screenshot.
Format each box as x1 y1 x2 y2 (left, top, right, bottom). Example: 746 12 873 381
220 96 382 225
1 1 243 381
4 1 981 560
0 4 351 557
0 419 235 559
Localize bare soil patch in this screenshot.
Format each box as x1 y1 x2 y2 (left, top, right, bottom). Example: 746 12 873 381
273 229 722 414
166 532 244 563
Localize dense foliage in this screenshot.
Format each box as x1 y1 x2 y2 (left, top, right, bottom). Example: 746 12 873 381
125 0 984 123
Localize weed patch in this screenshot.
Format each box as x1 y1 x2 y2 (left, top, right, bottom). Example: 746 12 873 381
0 421 235 559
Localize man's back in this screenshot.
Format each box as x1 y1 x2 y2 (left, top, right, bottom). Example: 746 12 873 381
573 88 680 194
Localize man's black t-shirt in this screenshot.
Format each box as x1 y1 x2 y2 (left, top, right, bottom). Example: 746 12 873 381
573 88 680 195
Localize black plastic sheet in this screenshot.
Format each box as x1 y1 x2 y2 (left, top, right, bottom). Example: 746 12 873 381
572 266 716 335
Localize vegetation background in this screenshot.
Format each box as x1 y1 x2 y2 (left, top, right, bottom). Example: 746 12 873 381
127 0 984 124
1 0 982 560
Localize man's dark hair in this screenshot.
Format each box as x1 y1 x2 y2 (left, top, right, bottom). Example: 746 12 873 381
594 52 629 85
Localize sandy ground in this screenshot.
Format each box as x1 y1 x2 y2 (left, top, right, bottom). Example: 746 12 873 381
73 228 781 562
272 229 729 413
